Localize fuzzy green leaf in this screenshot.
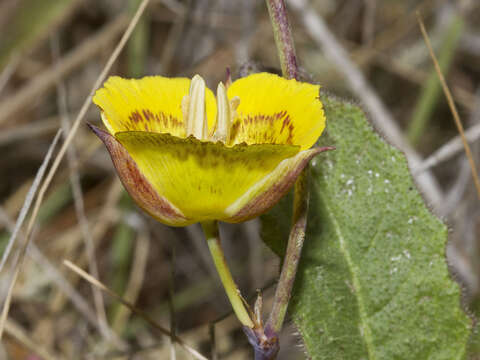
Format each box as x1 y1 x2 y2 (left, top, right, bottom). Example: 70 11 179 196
261 95 471 359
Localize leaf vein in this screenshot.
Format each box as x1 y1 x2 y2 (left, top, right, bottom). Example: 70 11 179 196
319 189 376 360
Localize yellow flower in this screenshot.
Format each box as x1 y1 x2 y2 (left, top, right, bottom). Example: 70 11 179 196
90 72 329 226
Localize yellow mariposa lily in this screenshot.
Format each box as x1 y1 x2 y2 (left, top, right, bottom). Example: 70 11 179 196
90 72 330 226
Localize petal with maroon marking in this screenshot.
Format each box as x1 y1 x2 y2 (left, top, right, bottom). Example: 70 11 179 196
227 73 325 150
92 76 217 137
114 131 301 222
88 124 190 226
224 146 334 223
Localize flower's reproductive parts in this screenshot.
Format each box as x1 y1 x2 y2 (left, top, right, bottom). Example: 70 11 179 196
91 73 330 226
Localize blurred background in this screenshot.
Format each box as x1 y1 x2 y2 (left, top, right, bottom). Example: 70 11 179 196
0 0 480 358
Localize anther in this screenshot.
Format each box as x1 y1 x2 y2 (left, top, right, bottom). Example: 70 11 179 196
185 75 207 140
213 82 231 143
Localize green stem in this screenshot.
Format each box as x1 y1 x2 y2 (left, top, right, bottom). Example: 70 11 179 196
201 221 254 328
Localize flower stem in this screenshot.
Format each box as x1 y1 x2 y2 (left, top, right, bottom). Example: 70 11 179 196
265 0 308 335
265 0 298 80
201 221 254 328
266 170 309 333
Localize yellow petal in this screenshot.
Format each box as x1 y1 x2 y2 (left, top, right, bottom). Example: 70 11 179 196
225 146 333 222
114 131 300 222
88 124 189 226
93 76 217 136
227 72 325 150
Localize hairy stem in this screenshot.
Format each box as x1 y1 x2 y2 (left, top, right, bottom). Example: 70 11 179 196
265 0 298 80
265 0 308 335
267 170 309 333
201 221 254 328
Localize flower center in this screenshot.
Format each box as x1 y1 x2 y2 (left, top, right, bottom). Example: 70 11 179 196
182 75 239 144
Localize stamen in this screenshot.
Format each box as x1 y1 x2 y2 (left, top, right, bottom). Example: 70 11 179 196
213 82 231 143
185 74 207 140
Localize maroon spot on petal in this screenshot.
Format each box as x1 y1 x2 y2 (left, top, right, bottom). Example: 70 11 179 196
232 111 295 145
127 109 183 132
129 110 143 124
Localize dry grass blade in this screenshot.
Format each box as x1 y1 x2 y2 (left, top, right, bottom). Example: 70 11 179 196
5 319 63 360
0 208 114 341
0 0 151 341
0 53 19 94
0 129 62 274
63 260 210 360
0 15 128 126
51 34 114 348
417 12 480 200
